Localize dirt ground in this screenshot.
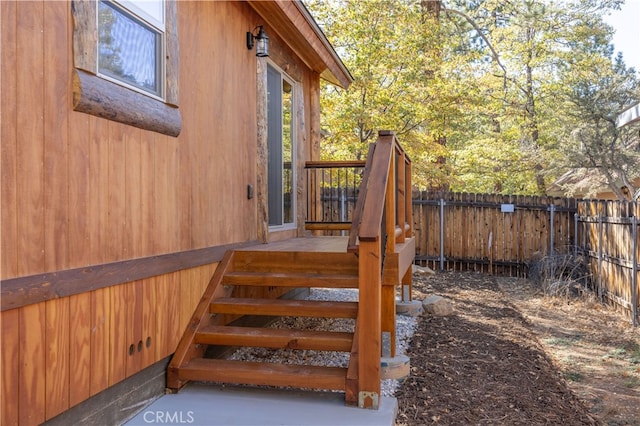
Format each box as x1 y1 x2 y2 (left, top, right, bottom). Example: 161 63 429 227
395 271 640 426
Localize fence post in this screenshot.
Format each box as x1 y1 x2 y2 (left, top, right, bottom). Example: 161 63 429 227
598 212 603 300
574 213 578 257
632 216 638 327
439 198 445 271
549 204 555 255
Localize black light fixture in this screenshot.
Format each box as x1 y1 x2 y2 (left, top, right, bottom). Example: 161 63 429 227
246 25 269 57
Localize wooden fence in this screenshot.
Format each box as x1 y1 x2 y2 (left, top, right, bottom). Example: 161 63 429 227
413 191 578 276
412 191 639 325
576 199 639 325
308 188 639 324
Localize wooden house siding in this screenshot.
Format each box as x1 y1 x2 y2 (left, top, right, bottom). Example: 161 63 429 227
1 1 339 423
1 263 216 425
0 0 326 281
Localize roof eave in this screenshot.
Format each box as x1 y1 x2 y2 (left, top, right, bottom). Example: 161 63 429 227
247 0 353 89
293 1 353 89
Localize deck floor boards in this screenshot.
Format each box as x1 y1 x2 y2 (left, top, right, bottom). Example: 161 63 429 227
239 237 349 253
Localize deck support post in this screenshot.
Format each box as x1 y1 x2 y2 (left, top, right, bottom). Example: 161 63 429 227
381 283 396 358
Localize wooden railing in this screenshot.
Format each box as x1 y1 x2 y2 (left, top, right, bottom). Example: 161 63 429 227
304 160 367 233
304 132 413 250
345 130 413 408
304 131 412 408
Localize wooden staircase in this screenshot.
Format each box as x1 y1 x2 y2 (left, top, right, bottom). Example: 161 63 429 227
169 130 414 409
167 248 362 403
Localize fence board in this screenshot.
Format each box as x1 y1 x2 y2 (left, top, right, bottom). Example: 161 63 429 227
578 200 640 323
313 189 637 324
413 192 576 276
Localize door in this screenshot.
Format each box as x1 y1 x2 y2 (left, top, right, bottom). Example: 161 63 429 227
267 64 295 228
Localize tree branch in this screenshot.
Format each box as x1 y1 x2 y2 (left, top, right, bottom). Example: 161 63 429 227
441 7 508 79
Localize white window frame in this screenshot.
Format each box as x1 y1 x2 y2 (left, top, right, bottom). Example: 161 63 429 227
96 0 166 101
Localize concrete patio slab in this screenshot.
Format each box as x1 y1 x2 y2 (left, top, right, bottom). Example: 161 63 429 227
124 383 398 426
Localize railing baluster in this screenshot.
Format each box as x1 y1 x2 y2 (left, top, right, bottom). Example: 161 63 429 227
304 160 367 234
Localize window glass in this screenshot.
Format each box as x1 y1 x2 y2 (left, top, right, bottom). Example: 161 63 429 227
98 1 163 97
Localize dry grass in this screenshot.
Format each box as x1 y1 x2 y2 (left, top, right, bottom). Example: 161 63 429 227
498 276 640 425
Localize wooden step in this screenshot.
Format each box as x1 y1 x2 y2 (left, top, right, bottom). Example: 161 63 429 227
232 250 358 275
222 271 358 288
210 298 358 318
195 325 353 351
177 358 347 390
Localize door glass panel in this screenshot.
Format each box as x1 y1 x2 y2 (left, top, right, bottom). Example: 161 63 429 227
267 65 295 228
267 66 283 226
282 79 293 224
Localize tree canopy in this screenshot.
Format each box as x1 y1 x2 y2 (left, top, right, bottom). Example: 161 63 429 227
306 0 640 199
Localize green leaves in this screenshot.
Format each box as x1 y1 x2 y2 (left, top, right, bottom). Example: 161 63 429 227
306 0 639 197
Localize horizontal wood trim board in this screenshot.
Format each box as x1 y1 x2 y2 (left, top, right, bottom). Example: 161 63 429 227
579 249 640 270
577 216 639 225
1 241 258 312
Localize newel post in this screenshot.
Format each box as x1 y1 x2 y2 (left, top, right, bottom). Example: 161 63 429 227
357 238 382 409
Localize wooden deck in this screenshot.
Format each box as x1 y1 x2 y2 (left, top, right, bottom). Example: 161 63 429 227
238 235 415 287
239 236 350 253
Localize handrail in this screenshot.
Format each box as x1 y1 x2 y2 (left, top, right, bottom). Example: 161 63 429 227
358 134 394 241
303 130 413 408
351 130 412 408
351 130 411 246
305 160 367 168
347 143 376 251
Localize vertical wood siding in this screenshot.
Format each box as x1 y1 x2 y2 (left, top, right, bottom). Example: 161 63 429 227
1 0 18 278
1 0 319 422
1 0 305 282
0 263 216 425
16 1 45 277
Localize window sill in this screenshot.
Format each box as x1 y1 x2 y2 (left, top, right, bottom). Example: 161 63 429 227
72 69 182 137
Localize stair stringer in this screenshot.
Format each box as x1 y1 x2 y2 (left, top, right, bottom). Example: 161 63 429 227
345 320 360 406
167 250 235 391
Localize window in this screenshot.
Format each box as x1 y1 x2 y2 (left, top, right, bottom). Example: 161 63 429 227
71 0 180 136
98 1 165 99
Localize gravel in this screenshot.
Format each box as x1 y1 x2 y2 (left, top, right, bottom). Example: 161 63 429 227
229 288 418 396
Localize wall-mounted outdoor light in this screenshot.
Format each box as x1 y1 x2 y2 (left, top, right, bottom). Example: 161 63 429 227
246 25 269 57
